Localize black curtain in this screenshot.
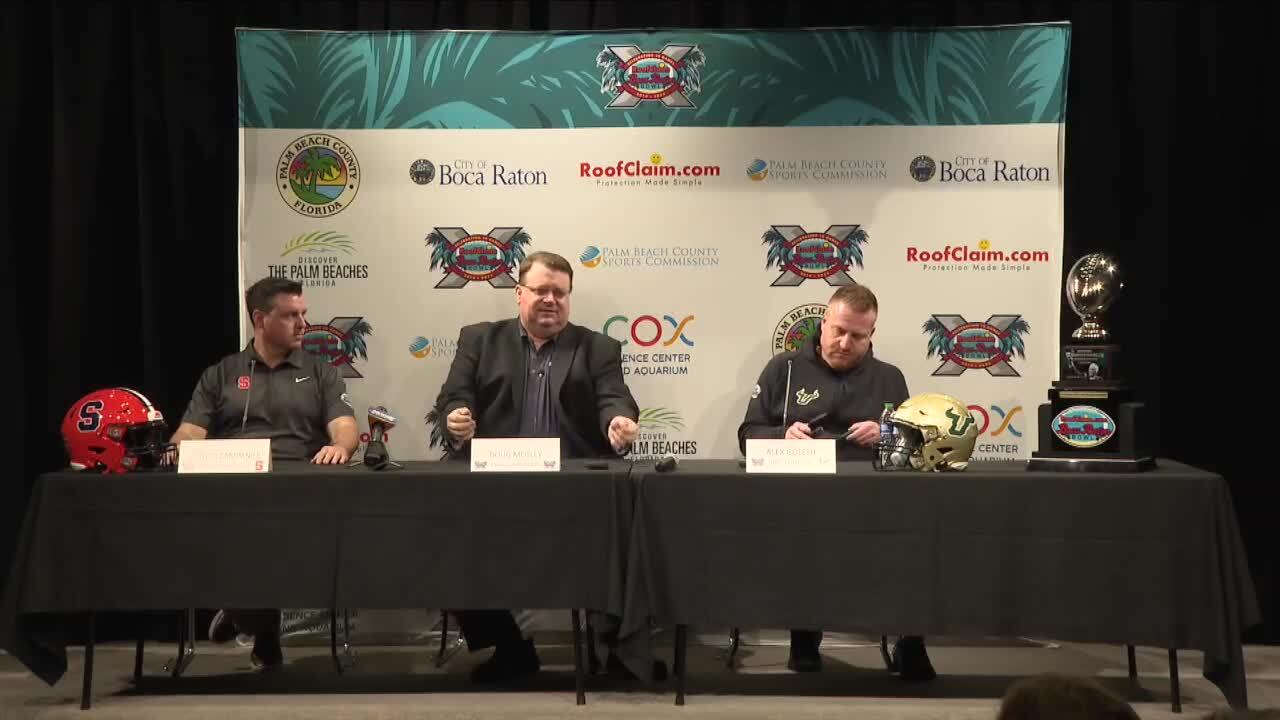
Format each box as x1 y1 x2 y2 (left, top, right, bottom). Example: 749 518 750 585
4 0 1265 638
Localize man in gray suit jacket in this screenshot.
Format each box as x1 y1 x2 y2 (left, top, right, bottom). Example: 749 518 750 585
428 250 640 683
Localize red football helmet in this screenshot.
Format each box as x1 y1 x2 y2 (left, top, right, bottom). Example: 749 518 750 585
61 388 174 473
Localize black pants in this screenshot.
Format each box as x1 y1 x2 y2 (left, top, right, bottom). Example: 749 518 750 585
224 608 281 650
452 609 523 651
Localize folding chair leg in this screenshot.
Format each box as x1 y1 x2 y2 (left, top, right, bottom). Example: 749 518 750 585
585 616 601 675
675 624 688 706
163 609 195 677
880 635 894 672
80 612 95 710
1127 644 1137 679
330 609 344 674
726 628 740 669
133 637 144 681
571 609 586 706
1169 649 1181 713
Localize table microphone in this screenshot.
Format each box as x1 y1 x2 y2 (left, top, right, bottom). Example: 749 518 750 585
655 455 679 473
365 405 397 470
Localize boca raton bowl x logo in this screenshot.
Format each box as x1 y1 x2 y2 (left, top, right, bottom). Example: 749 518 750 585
596 44 705 109
923 314 1030 377
762 225 868 286
303 316 373 379
425 227 531 289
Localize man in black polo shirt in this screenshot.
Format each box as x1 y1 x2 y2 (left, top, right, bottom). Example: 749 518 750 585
168 276 359 668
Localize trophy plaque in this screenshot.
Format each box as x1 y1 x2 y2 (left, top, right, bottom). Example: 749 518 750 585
1027 253 1156 471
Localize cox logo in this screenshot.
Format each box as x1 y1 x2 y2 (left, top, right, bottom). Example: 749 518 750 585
966 404 1023 437
604 314 695 347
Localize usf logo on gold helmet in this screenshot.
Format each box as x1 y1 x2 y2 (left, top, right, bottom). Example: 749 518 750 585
889 393 980 471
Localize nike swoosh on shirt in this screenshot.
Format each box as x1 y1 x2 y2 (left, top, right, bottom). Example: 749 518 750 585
295 376 311 383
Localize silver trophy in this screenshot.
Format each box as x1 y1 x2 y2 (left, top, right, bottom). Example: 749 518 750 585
1066 253 1123 341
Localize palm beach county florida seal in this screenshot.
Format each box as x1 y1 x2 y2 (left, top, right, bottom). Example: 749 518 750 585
278 134 361 217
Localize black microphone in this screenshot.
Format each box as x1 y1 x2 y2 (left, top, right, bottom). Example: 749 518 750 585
655 454 679 473
240 358 256 434
364 405 397 469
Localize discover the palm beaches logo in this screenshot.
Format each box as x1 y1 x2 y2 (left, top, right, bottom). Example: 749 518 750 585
425 227 531 289
408 335 459 360
966 401 1026 459
596 44 705 109
266 231 369 288
906 238 1050 273
409 158 547 187
909 154 1050 183
772 304 826 355
578 244 719 269
303 316 373 379
762 225 868 286
746 158 887 184
277 135 360 216
630 407 698 459
923 314 1030 377
603 314 695 377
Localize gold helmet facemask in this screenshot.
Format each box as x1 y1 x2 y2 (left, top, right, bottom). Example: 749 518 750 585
875 393 979 472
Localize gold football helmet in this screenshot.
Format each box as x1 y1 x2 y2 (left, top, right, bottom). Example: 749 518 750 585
880 393 979 471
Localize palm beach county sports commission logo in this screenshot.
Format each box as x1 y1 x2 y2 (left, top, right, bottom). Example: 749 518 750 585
631 407 698 459
277 135 360 216
302 316 373 379
596 44 705 109
772 304 827 355
266 231 369 288
579 244 719 269
408 335 458 360
762 225 868 286
922 314 1030 377
424 227 531 289
746 158 888 184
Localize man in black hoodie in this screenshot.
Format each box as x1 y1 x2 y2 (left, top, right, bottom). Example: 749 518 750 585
737 283 936 681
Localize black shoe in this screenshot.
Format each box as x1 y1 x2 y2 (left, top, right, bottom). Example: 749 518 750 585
208 610 238 645
250 636 284 671
891 636 936 682
470 637 540 684
787 644 823 672
606 652 668 682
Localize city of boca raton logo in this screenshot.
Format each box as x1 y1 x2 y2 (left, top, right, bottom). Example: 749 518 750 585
277 135 360 217
425 227 532 289
303 316 374 379
762 225 868 286
922 314 1031 377
596 44 706 109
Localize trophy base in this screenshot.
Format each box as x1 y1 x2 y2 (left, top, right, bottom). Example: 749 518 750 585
1028 400 1154 472
1026 453 1157 472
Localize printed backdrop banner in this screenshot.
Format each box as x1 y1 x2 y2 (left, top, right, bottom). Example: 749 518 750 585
237 25 1070 469
238 24 1069 641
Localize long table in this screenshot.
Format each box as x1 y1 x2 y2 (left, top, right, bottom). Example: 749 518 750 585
0 460 636 707
623 459 1260 709
1 457 1260 712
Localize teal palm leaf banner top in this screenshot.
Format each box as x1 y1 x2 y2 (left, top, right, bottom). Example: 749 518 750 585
237 25 1069 129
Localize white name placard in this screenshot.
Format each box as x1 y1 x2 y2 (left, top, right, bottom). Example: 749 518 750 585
744 439 836 474
471 438 561 472
177 439 272 474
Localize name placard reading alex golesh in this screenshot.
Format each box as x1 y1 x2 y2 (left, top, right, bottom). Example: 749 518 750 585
744 439 836 474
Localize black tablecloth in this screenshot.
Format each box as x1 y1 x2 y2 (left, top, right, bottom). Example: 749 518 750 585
623 459 1260 708
0 460 634 686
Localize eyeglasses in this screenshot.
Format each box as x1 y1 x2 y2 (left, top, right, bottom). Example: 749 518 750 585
519 284 571 300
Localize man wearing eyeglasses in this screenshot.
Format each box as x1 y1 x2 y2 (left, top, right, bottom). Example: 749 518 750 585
429 250 641 684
